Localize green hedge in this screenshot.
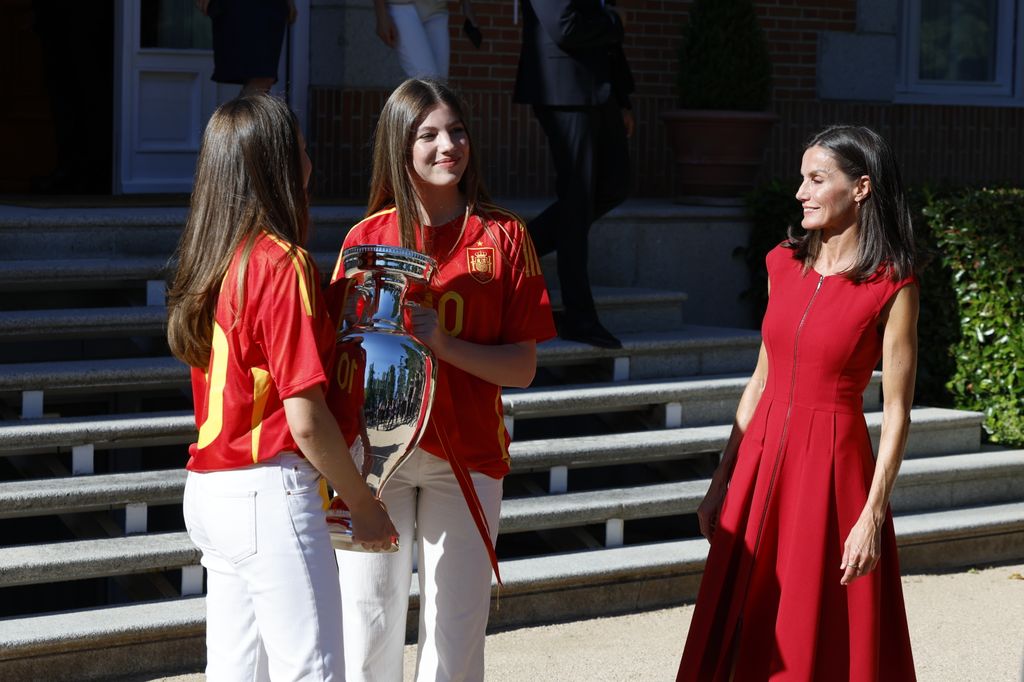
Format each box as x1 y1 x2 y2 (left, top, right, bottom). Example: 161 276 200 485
922 189 1024 444
742 184 1024 446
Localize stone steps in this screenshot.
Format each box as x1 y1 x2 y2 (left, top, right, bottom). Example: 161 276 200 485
0 289 694 345
893 448 1024 513
0 325 760 417
4 498 1023 679
0 407 983 476
0 596 207 680
6 447 1017 528
0 307 167 341
0 256 685 324
505 372 881 429
0 532 198 589
509 407 982 476
0 257 171 291
0 356 189 399
546 287 687 332
1 486 1020 589
0 469 186 520
0 206 353 260
485 500 1024 628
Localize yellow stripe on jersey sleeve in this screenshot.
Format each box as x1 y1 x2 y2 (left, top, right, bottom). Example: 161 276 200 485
478 204 542 278
335 207 399 281
197 321 229 449
266 234 316 317
521 227 543 278
330 251 344 283
362 206 399 223
250 367 271 463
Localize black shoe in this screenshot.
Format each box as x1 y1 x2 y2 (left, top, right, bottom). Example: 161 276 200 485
559 319 622 349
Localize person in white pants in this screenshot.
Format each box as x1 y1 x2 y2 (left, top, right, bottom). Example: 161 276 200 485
373 0 479 79
330 78 556 681
184 454 345 680
335 448 502 680
167 94 396 681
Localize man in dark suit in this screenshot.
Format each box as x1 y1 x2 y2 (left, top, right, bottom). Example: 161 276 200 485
514 0 635 349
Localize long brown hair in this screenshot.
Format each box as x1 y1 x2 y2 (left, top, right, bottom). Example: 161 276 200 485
167 95 310 368
787 125 916 282
366 78 490 249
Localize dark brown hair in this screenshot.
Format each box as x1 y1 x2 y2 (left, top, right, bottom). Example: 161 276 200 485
366 78 490 249
788 125 916 282
167 95 310 368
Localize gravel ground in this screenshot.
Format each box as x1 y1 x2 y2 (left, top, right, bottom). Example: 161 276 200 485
149 563 1024 681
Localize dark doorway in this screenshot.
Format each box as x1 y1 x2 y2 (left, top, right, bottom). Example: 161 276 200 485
1 0 114 195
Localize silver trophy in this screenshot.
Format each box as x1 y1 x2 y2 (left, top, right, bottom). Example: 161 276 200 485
326 245 437 552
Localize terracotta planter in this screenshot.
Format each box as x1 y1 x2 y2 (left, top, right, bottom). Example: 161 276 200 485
660 109 778 203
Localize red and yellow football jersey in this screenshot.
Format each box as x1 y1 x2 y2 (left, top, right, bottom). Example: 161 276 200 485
187 232 336 472
330 204 556 478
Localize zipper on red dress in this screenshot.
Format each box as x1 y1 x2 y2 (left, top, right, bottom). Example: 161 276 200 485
750 273 824 559
726 274 825 672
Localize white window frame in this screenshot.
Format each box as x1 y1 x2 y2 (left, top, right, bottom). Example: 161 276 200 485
896 0 1024 106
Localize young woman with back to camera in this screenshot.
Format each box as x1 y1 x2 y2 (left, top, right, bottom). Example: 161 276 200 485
678 125 919 681
330 78 556 681
166 94 396 681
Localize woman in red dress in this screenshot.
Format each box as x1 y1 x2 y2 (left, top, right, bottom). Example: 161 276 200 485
677 126 919 681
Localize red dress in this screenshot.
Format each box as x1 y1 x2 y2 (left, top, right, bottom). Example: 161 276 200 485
677 245 917 681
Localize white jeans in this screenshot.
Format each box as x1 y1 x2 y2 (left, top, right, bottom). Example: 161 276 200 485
389 4 450 79
336 447 503 682
183 453 344 681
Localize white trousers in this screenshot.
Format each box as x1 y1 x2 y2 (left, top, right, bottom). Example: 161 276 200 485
336 448 503 682
389 4 450 79
184 453 345 681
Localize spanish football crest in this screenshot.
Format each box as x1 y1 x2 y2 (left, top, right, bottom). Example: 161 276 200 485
467 246 495 284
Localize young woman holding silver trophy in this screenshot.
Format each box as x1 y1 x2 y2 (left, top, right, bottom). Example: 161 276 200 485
329 78 556 681
166 94 396 680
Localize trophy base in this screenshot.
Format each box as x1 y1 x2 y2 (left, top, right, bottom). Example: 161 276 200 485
326 497 399 553
330 529 400 553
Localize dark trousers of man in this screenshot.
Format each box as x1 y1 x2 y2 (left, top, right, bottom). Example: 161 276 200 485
529 99 630 327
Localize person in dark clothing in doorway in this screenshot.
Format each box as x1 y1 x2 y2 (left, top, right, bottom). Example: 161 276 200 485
513 0 635 349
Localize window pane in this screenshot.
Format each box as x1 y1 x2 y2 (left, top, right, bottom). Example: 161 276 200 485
919 0 997 82
141 0 213 49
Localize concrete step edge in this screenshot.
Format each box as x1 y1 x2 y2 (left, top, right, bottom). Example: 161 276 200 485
510 407 984 470
0 200 744 232
505 372 883 418
898 449 1024 484
0 469 187 519
0 411 195 450
3 444 1013 525
0 532 198 589
0 357 188 392
0 596 206 661
8 451 1023 585
6 496 1023 660
893 501 1024 543
0 405 983 461
547 287 688 309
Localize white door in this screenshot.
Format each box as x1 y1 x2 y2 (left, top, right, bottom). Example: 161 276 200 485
113 0 308 194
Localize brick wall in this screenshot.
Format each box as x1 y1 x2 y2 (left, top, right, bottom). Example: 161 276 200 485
310 0 693 199
755 1 856 101
309 0 1022 201
766 100 1024 187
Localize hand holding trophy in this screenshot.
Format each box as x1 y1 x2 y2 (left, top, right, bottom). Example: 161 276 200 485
325 245 437 552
